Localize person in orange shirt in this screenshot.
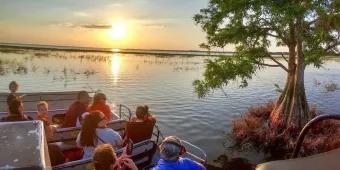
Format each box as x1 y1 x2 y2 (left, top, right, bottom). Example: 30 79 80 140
88 92 112 122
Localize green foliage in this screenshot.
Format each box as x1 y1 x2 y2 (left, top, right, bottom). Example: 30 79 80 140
193 0 339 97
193 46 266 97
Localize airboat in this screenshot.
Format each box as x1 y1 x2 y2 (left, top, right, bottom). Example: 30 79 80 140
0 91 207 170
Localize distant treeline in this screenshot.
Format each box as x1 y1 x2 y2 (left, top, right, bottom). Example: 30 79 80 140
1 42 338 57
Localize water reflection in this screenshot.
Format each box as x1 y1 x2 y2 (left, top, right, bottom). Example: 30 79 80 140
110 54 121 84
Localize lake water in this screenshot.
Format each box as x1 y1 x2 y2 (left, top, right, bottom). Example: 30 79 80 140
0 48 340 166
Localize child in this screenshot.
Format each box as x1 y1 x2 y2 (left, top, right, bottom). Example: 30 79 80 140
7 81 19 105
36 101 50 125
36 101 55 141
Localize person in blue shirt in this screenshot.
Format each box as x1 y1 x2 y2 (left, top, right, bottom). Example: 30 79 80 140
152 136 205 170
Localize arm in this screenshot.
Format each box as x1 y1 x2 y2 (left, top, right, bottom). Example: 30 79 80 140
76 133 82 148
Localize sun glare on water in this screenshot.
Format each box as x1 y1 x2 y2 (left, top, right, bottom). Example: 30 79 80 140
108 22 127 40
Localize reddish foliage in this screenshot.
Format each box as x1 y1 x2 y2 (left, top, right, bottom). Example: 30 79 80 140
231 101 340 160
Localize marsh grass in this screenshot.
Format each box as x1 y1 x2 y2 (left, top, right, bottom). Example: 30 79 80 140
230 101 340 160
325 82 339 92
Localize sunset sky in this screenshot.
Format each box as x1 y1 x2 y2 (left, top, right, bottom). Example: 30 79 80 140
0 0 210 50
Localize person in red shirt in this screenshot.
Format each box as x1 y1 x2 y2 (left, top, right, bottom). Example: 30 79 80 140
62 91 90 128
88 92 112 122
123 105 156 144
130 105 156 125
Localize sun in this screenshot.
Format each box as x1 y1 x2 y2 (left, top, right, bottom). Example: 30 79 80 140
108 22 127 40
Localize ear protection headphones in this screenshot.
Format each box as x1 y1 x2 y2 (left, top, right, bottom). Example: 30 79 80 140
161 137 187 156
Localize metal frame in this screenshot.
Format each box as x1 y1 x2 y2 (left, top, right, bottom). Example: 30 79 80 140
151 124 207 164
0 109 67 116
292 114 340 158
118 104 132 120
182 140 208 164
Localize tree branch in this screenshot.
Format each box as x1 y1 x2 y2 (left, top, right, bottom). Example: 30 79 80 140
325 42 340 53
281 53 289 62
307 19 317 26
267 55 289 72
266 32 280 38
255 62 281 67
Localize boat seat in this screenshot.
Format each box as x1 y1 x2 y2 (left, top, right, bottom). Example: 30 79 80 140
50 119 127 143
53 141 78 151
0 91 80 112
125 121 155 144
256 148 340 170
53 140 157 170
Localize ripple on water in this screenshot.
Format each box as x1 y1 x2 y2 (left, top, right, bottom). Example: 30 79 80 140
0 52 339 165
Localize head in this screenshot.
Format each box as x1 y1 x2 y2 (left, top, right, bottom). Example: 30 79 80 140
8 96 24 116
93 93 107 105
159 136 186 161
37 101 48 115
135 105 148 120
93 144 119 170
9 81 19 93
79 112 90 126
77 91 90 105
80 111 106 147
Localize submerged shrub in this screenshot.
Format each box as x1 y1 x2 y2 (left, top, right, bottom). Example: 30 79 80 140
230 101 340 160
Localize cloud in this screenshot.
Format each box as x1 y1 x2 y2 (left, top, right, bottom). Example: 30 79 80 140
142 23 166 29
81 24 111 29
74 12 89 17
49 22 75 28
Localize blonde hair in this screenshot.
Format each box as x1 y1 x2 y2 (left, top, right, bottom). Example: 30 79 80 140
37 101 48 109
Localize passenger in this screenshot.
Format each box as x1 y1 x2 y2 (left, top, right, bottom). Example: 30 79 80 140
141 105 156 124
131 105 156 125
48 143 66 166
1 96 33 122
6 81 19 105
151 136 206 170
124 105 156 144
62 91 90 127
93 144 138 170
76 112 90 127
88 92 112 122
76 111 123 159
36 101 55 141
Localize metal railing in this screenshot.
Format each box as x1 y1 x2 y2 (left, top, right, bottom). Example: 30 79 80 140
118 104 132 120
182 140 208 164
292 114 340 158
0 108 67 116
151 124 207 164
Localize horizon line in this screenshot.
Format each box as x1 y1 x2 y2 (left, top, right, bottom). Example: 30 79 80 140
0 42 290 56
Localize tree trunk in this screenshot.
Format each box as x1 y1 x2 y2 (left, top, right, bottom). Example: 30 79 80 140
270 17 312 133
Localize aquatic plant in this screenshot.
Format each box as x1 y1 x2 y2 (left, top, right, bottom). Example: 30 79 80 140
324 82 339 92
230 101 340 160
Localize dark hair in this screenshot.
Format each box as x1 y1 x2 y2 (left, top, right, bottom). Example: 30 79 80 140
93 93 107 105
9 81 18 90
136 105 148 119
93 144 117 170
8 96 22 115
77 91 89 100
80 111 102 147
